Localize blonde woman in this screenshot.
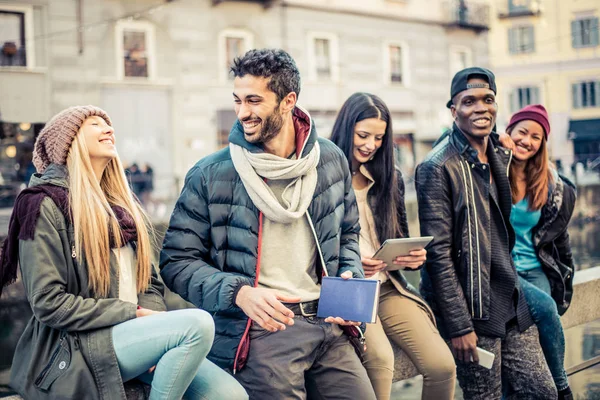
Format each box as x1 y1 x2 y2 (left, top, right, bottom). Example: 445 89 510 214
0 106 247 400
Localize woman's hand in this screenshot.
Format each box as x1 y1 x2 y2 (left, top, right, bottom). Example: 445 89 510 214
136 307 163 318
393 249 427 270
498 132 516 152
361 257 387 278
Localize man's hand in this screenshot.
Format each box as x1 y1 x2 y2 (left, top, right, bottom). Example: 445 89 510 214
362 257 387 278
135 307 163 318
451 331 479 363
235 286 300 332
393 249 427 270
324 271 361 326
498 132 516 152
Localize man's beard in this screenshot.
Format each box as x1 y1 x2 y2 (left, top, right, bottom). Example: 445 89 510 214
245 105 284 144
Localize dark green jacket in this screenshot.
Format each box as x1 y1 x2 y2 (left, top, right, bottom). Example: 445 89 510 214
10 164 166 400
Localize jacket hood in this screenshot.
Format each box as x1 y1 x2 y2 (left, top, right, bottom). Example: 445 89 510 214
29 163 69 189
228 105 318 157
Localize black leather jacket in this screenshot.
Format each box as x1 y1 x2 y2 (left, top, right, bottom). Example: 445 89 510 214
533 173 577 315
415 125 516 338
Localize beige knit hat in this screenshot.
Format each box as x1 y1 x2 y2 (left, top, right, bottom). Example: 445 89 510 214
33 105 112 173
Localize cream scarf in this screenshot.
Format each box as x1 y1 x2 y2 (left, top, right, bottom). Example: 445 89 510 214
230 137 320 224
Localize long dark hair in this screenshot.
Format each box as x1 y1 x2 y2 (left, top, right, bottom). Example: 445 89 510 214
330 92 402 242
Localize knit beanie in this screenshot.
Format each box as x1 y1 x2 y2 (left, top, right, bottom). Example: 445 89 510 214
33 105 112 173
506 104 550 139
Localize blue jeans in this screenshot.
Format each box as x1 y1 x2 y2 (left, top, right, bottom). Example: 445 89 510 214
519 268 569 391
112 309 248 400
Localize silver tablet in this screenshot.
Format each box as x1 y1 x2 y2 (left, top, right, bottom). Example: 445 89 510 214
371 236 434 271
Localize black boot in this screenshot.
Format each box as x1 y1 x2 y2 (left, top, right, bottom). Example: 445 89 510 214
558 386 573 400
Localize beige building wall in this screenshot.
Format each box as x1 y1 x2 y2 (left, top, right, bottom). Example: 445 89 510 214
0 0 492 199
488 0 600 169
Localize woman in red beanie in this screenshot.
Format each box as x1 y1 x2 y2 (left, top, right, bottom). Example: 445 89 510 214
1 106 247 400
500 104 576 400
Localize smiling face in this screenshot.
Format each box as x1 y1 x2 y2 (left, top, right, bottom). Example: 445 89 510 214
451 77 498 140
80 116 117 163
233 75 289 144
352 118 387 167
509 119 545 162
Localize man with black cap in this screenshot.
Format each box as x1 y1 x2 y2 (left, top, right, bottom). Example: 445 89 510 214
415 67 557 399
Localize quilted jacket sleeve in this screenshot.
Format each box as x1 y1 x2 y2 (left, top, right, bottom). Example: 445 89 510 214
337 164 364 279
159 166 252 313
416 161 474 338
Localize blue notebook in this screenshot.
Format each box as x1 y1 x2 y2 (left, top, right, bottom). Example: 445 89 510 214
317 277 380 323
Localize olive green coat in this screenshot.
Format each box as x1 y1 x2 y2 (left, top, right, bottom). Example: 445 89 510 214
10 164 166 400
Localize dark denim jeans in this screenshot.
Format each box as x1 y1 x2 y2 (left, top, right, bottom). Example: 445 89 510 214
519 268 569 391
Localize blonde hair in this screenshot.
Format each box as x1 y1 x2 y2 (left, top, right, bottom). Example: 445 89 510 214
66 132 154 297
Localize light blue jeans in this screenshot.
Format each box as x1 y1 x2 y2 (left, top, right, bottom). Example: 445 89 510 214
112 308 248 400
519 268 569 391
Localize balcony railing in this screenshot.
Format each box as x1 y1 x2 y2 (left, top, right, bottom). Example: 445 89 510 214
498 0 542 18
0 43 26 67
442 0 490 32
212 0 276 7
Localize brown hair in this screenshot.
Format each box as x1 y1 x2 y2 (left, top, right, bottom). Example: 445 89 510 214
508 127 554 211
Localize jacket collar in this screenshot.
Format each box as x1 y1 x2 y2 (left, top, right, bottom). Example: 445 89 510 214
358 164 375 192
228 105 318 157
449 123 480 163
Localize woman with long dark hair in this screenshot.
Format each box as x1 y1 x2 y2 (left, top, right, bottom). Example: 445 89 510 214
500 104 576 400
0 106 247 400
330 93 456 400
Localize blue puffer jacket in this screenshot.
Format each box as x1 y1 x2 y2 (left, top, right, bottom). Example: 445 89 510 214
159 108 363 371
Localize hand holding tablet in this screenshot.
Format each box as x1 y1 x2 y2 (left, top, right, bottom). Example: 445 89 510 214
371 236 433 271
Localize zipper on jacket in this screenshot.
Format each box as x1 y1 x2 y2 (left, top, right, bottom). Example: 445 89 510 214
465 162 483 319
233 212 264 375
305 212 328 278
71 245 76 259
459 160 475 317
35 336 64 386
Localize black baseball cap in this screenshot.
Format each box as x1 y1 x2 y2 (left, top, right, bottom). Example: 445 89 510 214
446 67 497 108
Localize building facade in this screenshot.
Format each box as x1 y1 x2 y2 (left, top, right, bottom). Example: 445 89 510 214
488 0 600 175
0 0 491 201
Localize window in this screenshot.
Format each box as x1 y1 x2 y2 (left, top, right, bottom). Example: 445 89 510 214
449 45 473 75
216 109 237 147
307 32 339 82
508 25 535 54
218 29 253 82
115 20 156 79
572 17 599 48
509 86 540 113
0 5 34 68
383 41 410 86
508 0 530 13
572 80 600 109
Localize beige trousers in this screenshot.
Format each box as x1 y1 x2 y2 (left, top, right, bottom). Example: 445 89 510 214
363 281 456 400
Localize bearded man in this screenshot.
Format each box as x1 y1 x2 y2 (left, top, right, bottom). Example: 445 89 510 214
160 48 375 400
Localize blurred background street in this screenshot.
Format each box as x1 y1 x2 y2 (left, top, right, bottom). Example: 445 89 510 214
0 0 598 398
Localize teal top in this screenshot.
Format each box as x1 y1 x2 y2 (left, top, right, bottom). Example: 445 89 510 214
510 198 542 272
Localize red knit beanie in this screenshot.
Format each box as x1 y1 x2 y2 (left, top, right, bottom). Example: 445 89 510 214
506 104 550 139
33 105 112 173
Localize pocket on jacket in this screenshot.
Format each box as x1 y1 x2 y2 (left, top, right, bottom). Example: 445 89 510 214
34 337 71 391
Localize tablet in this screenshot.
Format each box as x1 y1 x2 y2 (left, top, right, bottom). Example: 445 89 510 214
371 236 434 271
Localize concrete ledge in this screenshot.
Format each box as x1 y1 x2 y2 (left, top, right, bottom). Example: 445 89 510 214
561 267 600 330
392 266 600 382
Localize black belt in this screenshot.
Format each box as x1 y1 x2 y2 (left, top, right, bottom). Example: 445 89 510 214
283 300 319 317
